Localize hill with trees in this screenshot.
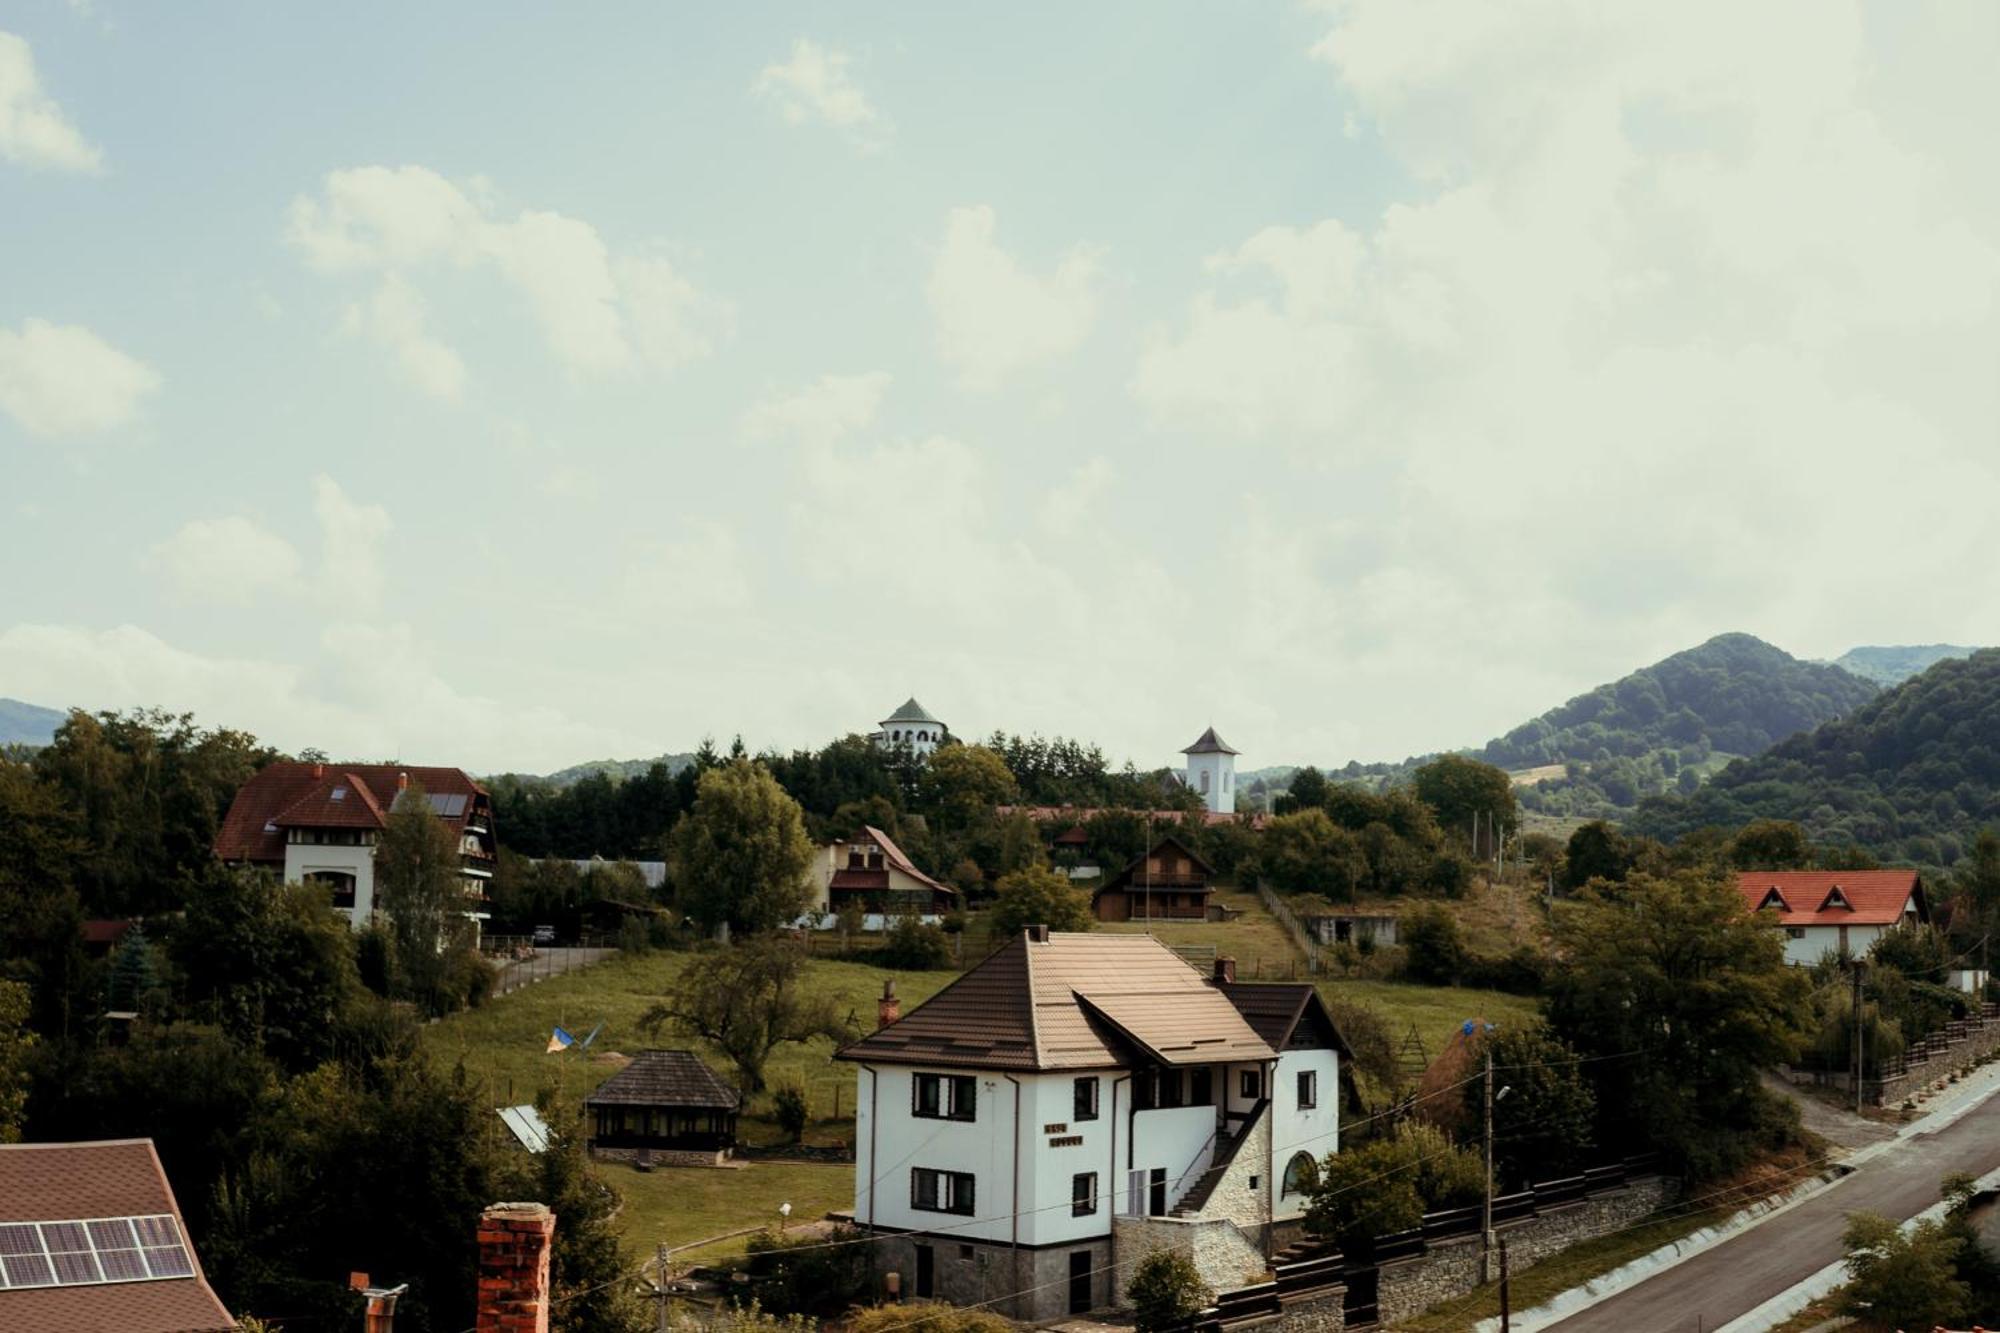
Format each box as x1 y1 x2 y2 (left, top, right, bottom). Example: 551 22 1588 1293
1631 649 2000 866
0 697 61 748
1830 643 1979 686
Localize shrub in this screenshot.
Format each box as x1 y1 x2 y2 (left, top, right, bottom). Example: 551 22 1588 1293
989 865 1094 935
1305 1121 1482 1250
615 914 654 955
846 1302 1014 1333
1401 903 1466 985
879 917 953 970
772 1084 809 1143
744 1226 871 1318
1127 1250 1211 1332
355 923 395 996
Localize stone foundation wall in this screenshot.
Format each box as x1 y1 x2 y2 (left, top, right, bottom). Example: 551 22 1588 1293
1113 1215 1267 1307
1878 1020 2000 1105
868 1234 1113 1322
588 1145 731 1168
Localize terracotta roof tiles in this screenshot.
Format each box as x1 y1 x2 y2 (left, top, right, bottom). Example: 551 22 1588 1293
1735 870 1926 929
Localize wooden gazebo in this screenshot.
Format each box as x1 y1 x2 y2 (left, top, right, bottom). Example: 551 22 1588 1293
584 1050 741 1164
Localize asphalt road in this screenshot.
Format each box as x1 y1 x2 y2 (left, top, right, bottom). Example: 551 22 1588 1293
1548 1090 2000 1331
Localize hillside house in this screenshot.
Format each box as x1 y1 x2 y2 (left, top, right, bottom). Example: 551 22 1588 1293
0 1138 236 1332
1092 835 1216 922
1738 869 1927 965
836 929 1349 1319
214 762 495 932
800 825 961 929
584 1050 741 1166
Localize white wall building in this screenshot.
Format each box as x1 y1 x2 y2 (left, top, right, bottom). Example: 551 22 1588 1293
797 825 962 930
837 930 1348 1320
1737 869 1927 966
871 698 947 759
1182 727 1240 815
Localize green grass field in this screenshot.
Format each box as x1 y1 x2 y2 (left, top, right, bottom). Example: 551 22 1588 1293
1317 977 1542 1064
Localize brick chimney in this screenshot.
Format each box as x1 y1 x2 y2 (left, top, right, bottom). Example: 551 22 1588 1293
877 979 900 1029
397 771 410 792
476 1203 554 1333
1025 924 1050 943
313 761 326 778
1213 956 1236 985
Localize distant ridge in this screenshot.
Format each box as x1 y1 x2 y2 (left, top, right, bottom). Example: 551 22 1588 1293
1829 644 1980 687
529 753 697 788
0 697 63 748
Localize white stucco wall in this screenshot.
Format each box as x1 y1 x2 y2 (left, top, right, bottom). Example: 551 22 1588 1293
1781 923 1890 966
284 843 376 919
1272 1049 1339 1219
1186 752 1236 814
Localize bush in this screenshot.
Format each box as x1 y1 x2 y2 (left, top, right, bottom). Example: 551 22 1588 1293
356 923 395 996
437 945 493 1013
1127 1250 1211 1332
744 1227 873 1319
989 865 1095 936
772 1084 809 1143
1305 1121 1482 1250
1461 946 1549 995
615 914 653 955
879 917 953 970
845 1303 1014 1333
1401 903 1466 985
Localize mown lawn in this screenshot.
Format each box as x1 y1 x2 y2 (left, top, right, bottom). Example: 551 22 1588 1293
611 1159 855 1265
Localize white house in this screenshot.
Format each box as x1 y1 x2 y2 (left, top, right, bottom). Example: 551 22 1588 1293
1738 869 1927 966
214 762 495 931
798 825 962 930
1182 727 1240 815
836 929 1348 1319
871 698 947 759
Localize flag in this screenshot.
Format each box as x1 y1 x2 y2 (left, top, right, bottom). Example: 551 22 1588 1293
546 1026 575 1054
578 1022 603 1050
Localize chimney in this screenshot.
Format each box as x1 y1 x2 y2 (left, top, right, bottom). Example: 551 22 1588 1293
1025 924 1050 944
1213 956 1236 985
877 980 900 1030
397 771 410 792
476 1203 555 1333
314 761 326 779
349 1273 407 1333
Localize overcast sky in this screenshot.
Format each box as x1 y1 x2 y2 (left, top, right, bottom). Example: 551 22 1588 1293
2 3 1996 775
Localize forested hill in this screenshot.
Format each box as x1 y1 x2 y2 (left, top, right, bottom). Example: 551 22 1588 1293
1631 648 2000 865
1831 644 1979 686
1479 633 1878 818
0 697 63 747
538 753 696 787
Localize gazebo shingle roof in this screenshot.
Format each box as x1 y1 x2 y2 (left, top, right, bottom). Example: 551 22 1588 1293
584 1050 740 1109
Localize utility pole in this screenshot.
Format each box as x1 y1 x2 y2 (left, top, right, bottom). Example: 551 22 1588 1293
655 1242 670 1333
1482 1049 1496 1284
1850 960 1867 1114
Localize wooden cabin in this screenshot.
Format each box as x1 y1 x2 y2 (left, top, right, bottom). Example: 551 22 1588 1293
1092 834 1217 922
584 1050 741 1165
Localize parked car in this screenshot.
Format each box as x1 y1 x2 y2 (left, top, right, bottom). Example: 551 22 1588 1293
532 924 558 946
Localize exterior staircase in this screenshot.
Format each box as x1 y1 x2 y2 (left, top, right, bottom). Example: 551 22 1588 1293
1171 1099 1268 1218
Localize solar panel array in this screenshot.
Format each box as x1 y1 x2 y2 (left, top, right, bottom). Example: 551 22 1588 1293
0 1215 193 1290
428 792 469 818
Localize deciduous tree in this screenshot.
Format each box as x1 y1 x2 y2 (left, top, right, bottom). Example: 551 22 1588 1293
376 783 469 1011
989 865 1094 936
639 935 850 1093
668 760 816 937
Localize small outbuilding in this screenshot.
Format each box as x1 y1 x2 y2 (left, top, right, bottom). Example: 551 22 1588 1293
584 1049 741 1166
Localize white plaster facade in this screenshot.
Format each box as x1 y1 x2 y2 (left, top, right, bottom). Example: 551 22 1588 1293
283 837 379 920
1182 727 1240 816
872 698 946 758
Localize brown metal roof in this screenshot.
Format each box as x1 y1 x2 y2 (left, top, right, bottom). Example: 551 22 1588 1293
837 932 1276 1071
1217 982 1354 1059
583 1050 740 1110
0 1140 236 1333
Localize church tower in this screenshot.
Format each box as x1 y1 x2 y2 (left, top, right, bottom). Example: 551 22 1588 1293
1182 727 1240 814
874 698 945 759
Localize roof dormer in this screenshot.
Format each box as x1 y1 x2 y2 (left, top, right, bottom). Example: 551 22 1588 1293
1819 885 1854 912
1757 887 1790 913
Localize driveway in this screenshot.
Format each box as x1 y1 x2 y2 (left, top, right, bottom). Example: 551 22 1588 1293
491 946 616 996
1547 1088 2000 1331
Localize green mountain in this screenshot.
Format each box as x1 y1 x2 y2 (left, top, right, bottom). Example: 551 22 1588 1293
537 753 696 788
1830 644 1979 687
0 698 63 748
1467 633 1878 818
1632 649 2000 865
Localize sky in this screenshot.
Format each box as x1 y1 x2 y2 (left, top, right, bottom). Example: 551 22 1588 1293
2 2 1997 776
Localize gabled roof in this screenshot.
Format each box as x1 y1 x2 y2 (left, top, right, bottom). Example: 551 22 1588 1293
1735 870 1925 928
882 698 941 725
1217 982 1355 1061
837 932 1276 1071
1101 834 1214 895
0 1139 235 1333
214 762 488 864
584 1050 740 1110
861 825 960 900
1182 727 1241 756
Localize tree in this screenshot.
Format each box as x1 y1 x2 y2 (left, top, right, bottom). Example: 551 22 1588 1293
879 916 952 970
0 760 90 1036
1545 870 1812 1179
1562 820 1633 890
1727 819 1814 870
376 782 469 1011
1257 809 1368 900
0 980 34 1143
639 935 850 1092
1127 1250 1212 1333
104 923 164 1015
1840 1209 1969 1328
1400 904 1465 986
988 865 1094 936
992 811 1044 876
920 745 1017 823
1460 1026 1596 1189
1413 754 1518 847
509 1094 647 1333
771 1084 810 1143
1279 766 1330 814
668 760 815 937
1305 1121 1483 1250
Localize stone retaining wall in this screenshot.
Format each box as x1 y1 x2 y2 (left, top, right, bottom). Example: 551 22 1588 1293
588 1145 732 1168
1878 1020 2000 1106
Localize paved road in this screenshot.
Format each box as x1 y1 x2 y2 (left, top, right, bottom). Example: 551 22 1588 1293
491 945 616 996
1549 1091 2000 1331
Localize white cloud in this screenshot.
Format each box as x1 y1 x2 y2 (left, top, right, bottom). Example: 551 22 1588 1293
621 522 753 617
288 165 725 389
151 517 303 606
0 31 101 172
740 371 891 445
928 206 1100 389
311 475 391 614
342 275 467 401
1040 456 1114 531
0 318 159 437
752 39 887 151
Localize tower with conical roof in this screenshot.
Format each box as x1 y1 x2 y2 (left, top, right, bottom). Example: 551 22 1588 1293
1182 726 1240 814
874 698 946 758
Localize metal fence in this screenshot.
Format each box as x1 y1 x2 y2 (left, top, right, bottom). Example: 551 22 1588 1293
1257 882 1324 975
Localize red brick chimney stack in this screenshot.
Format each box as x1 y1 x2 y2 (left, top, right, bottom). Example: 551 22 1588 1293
1214 956 1236 985
878 979 900 1029
476 1203 555 1333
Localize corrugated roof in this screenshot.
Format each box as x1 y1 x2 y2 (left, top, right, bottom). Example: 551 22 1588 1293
583 1050 740 1109
1735 870 1925 928
0 1140 235 1333
497 1105 552 1153
1181 727 1241 756
215 762 488 863
837 932 1277 1071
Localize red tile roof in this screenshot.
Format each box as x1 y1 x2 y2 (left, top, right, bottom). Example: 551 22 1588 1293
214 762 488 864
998 805 1268 831
862 825 958 900
0 1139 235 1333
1736 870 1926 928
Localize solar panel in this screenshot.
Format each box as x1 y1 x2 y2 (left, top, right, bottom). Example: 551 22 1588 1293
0 1216 193 1291
428 792 468 817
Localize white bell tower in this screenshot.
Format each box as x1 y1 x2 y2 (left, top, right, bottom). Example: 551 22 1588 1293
1182 726 1240 814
